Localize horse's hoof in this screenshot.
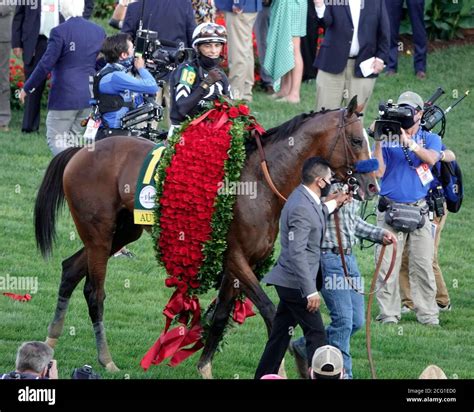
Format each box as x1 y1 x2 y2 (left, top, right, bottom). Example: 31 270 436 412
198 363 213 379
278 358 287 379
45 337 58 349
105 361 120 373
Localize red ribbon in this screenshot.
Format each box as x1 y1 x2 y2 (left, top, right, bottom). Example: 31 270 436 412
3 293 31 302
233 298 256 324
141 291 204 370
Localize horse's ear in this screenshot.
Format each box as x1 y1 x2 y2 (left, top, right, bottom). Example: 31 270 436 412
356 103 365 114
346 95 358 117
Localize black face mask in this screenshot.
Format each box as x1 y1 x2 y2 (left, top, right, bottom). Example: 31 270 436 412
198 54 221 70
320 182 331 198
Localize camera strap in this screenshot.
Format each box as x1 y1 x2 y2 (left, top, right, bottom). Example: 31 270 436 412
401 131 426 169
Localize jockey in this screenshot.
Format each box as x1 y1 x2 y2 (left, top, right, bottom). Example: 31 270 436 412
168 22 232 137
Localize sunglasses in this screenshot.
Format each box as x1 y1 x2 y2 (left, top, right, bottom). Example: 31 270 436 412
200 24 226 36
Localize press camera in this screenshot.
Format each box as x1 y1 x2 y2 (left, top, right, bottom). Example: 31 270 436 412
372 87 469 140
135 29 195 79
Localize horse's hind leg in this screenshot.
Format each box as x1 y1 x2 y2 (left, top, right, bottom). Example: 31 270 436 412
197 272 239 379
46 248 88 348
83 209 143 372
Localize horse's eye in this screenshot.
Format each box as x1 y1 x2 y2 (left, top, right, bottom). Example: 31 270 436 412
351 138 363 148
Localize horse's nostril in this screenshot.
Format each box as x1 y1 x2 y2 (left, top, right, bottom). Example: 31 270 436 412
368 184 378 193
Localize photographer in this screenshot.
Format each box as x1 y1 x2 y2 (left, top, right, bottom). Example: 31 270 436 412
168 23 231 136
94 33 159 140
399 147 456 314
1 341 58 380
372 91 442 326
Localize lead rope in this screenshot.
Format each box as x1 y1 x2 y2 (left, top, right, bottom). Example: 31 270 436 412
333 210 397 378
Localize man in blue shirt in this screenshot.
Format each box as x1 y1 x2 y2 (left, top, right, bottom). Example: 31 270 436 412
94 33 159 139
373 91 441 326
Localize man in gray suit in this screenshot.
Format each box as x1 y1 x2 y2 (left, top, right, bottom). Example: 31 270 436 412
255 157 349 379
0 5 15 132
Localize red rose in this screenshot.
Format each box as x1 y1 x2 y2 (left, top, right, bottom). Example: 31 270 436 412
228 107 239 119
238 104 250 116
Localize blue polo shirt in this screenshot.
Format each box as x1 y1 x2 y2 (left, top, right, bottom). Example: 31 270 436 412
380 130 442 203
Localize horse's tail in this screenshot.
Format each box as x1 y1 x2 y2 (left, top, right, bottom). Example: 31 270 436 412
34 147 82 258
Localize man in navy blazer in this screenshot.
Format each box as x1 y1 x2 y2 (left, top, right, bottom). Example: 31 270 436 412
11 0 94 133
255 157 349 379
313 0 389 113
19 0 105 155
122 0 196 46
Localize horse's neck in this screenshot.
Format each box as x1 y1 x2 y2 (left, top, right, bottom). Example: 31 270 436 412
263 119 328 197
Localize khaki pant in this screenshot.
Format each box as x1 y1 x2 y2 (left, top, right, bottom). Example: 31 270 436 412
315 59 376 113
225 11 257 101
375 209 439 324
46 109 89 156
0 40 11 127
156 81 170 129
400 208 450 309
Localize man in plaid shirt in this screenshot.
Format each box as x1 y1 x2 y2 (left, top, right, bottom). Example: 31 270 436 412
289 184 396 379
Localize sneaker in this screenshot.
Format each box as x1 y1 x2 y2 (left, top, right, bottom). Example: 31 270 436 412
113 248 135 258
376 315 399 324
438 303 452 312
401 305 412 314
288 340 309 379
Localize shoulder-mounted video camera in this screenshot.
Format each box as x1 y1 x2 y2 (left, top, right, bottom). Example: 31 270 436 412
372 87 470 141
372 101 415 141
71 365 100 380
135 29 195 79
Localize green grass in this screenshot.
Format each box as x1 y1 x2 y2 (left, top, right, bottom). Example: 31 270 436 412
0 45 473 380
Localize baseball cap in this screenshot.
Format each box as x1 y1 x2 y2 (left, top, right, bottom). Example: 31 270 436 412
311 345 343 379
397 91 424 110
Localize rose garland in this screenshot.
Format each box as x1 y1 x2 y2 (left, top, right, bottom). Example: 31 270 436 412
141 99 274 369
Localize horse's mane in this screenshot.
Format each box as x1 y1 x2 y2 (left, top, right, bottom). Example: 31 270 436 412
245 108 336 155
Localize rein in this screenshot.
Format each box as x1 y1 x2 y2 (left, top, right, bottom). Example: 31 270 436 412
333 210 397 379
253 109 359 203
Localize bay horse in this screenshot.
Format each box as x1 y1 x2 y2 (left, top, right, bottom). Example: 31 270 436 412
34 96 378 378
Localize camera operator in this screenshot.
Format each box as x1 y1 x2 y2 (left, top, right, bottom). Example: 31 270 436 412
1 341 58 380
94 33 159 140
399 146 456 314
168 23 232 136
371 91 442 326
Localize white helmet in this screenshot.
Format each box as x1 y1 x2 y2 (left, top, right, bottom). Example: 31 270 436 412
192 23 227 49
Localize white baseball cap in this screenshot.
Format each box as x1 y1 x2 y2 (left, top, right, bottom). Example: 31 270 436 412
311 345 343 379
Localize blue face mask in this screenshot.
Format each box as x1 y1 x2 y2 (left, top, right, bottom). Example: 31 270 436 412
119 55 134 69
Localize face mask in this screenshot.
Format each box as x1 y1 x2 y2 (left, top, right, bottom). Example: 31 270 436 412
119 55 134 69
198 54 221 70
320 181 331 197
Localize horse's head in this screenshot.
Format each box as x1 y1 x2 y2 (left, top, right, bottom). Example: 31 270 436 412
319 96 379 201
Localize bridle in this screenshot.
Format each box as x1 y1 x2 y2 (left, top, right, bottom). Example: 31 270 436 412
253 108 362 202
